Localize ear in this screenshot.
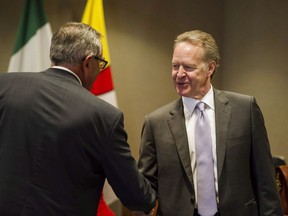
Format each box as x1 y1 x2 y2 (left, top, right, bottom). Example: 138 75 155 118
80 55 94 89
82 55 93 72
207 61 216 77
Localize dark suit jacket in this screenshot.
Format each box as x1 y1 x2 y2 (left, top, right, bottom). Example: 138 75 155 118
138 88 283 216
0 68 155 216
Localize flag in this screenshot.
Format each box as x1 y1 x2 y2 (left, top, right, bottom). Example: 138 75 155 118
82 0 118 107
81 0 118 206
8 0 52 72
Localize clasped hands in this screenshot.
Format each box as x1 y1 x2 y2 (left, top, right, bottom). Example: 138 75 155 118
132 199 158 216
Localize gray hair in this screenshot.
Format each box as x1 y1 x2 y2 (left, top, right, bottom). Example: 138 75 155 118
174 30 220 72
50 22 102 65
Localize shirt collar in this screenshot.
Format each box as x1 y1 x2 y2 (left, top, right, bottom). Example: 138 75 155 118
52 66 82 86
201 85 215 111
182 85 215 115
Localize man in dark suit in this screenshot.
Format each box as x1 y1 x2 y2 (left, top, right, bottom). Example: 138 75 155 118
138 30 282 216
0 22 155 216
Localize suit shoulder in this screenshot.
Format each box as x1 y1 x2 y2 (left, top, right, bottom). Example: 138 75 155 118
146 99 181 119
0 72 43 90
222 90 252 99
217 89 254 104
0 72 38 79
86 94 122 117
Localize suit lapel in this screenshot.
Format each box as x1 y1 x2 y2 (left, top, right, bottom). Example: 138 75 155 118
167 99 194 185
214 89 231 179
166 91 231 185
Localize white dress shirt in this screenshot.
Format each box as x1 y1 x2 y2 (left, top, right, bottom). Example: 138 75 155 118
182 86 218 205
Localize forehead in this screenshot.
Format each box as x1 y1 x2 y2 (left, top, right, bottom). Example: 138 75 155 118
172 42 204 62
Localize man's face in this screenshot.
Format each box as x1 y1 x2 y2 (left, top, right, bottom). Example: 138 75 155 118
171 42 214 100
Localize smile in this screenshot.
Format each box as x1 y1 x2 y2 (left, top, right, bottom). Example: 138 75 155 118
177 82 188 86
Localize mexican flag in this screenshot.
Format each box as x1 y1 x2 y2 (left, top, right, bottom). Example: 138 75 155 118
8 0 52 72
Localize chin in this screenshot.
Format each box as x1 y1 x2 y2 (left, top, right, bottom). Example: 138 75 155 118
177 91 188 97
176 88 189 97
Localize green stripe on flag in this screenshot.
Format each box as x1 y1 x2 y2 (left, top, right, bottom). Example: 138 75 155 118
13 0 48 54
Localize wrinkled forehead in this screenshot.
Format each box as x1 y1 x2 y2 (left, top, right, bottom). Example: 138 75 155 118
173 42 205 59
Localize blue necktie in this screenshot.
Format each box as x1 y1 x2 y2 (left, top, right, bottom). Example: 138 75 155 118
195 102 217 216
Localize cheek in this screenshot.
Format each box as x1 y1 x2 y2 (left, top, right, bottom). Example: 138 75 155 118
188 71 202 80
171 71 177 79
92 71 99 82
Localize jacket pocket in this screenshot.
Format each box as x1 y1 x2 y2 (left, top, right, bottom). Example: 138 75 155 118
245 199 258 215
245 198 257 206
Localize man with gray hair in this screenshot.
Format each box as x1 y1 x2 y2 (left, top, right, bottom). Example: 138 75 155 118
0 22 156 216
138 30 282 216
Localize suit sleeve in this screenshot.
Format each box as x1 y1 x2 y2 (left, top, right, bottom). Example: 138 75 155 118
101 112 156 213
138 116 158 193
250 97 283 215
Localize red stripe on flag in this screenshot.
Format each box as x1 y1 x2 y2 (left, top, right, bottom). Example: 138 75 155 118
90 66 114 95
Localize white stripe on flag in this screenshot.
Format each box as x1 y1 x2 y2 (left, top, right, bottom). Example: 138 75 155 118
8 23 52 72
97 90 118 108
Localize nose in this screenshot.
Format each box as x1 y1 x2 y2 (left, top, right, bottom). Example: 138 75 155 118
177 66 186 78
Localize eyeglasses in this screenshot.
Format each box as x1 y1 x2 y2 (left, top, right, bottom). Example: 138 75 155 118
94 55 108 70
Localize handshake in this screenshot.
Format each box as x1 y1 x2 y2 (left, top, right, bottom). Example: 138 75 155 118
132 200 158 216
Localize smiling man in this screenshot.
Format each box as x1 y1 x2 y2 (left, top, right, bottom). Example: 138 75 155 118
138 30 283 216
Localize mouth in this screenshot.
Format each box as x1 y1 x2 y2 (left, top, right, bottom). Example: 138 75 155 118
177 82 188 86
